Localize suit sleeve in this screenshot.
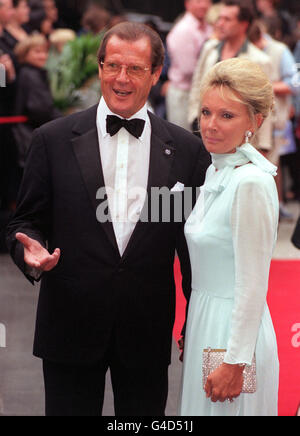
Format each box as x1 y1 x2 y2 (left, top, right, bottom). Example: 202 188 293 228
6 127 51 283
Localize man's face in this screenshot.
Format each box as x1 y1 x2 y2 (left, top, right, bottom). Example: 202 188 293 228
0 0 14 26
216 5 246 41
99 35 162 119
185 0 212 21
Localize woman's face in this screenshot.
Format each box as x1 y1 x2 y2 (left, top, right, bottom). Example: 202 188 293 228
25 45 48 68
199 86 257 154
14 0 30 24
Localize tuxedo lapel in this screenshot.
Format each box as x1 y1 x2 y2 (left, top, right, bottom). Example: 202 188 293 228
147 129 176 190
71 113 119 254
70 108 176 259
122 113 176 259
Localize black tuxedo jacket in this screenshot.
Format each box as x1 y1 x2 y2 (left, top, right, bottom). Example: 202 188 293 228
6 105 211 368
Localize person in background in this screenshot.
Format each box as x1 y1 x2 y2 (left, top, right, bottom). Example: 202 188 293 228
13 33 61 168
249 18 299 220
255 0 297 49
0 0 16 92
0 0 19 254
46 27 76 89
22 0 59 36
0 0 16 59
205 1 222 39
79 3 111 36
291 36 300 201
180 58 279 416
188 0 273 154
3 0 30 51
40 0 58 37
145 19 170 119
166 0 212 130
48 27 76 54
23 0 46 33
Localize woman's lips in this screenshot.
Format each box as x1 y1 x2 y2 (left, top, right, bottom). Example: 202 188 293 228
205 137 221 144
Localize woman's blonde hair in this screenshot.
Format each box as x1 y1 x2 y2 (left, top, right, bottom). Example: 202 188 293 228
14 33 48 63
199 58 274 126
49 28 76 46
205 3 222 26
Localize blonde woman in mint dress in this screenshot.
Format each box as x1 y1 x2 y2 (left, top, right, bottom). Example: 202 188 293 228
179 58 279 416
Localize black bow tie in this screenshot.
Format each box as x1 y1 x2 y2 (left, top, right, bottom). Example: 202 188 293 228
106 115 145 139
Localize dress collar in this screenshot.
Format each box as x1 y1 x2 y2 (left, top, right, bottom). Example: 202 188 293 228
212 143 277 173
205 143 277 194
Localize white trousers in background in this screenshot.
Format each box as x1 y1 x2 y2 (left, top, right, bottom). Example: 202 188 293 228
166 84 191 132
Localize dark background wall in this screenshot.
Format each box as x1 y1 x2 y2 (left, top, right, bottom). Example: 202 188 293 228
105 0 300 21
55 0 300 32
119 0 186 22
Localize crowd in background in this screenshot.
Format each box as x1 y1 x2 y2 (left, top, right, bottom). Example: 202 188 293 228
1 0 300 252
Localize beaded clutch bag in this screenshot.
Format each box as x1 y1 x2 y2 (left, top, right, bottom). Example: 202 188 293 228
202 348 257 394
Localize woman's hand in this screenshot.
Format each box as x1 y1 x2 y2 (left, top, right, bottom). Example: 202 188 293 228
178 337 184 362
204 362 244 403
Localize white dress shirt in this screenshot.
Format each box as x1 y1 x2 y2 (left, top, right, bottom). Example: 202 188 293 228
96 97 151 256
167 12 212 91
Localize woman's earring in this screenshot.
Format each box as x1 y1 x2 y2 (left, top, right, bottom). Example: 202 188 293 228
245 131 253 143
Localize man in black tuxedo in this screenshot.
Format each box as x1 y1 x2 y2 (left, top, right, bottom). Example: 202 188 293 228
6 22 211 416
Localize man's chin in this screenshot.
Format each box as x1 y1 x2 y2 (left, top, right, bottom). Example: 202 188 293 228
109 103 138 119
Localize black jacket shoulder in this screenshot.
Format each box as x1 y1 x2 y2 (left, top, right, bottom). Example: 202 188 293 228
37 104 98 137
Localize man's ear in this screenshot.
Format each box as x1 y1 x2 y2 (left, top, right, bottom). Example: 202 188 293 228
98 64 102 81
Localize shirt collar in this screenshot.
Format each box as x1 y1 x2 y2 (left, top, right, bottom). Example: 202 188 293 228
184 11 205 30
217 38 249 62
97 97 149 142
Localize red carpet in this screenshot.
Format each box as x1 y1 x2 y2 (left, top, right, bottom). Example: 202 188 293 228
173 258 300 416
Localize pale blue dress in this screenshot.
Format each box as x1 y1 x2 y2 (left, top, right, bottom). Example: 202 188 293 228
179 143 280 416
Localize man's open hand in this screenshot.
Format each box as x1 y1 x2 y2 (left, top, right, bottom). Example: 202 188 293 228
16 233 61 272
